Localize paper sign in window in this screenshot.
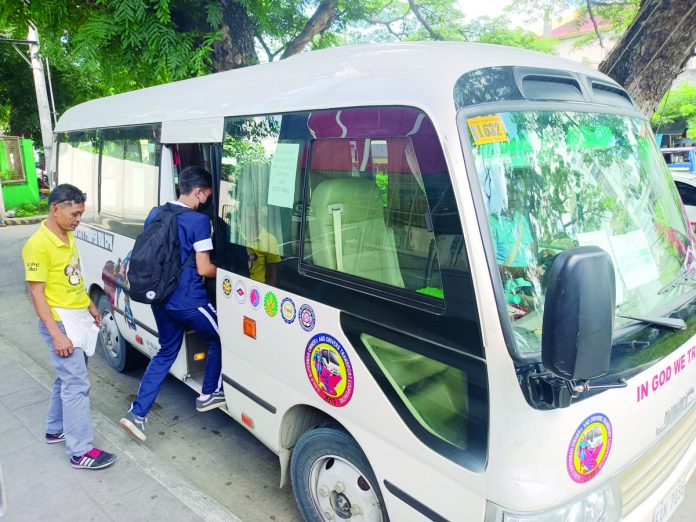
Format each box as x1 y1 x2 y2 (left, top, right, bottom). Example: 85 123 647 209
267 143 300 208
609 230 659 290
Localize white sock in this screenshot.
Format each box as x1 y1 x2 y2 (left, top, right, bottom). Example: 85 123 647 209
199 393 210 400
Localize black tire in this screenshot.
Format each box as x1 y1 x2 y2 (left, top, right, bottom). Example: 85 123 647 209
96 293 136 372
291 427 389 522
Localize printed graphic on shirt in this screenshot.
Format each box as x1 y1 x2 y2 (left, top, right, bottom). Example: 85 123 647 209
566 413 612 484
298 304 316 332
26 261 40 273
304 333 354 407
264 291 278 317
64 256 82 286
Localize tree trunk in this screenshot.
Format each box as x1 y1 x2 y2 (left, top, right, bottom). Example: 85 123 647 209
598 0 696 117
213 0 258 72
281 0 338 60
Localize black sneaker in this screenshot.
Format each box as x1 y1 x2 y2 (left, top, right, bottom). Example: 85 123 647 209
195 390 226 412
120 410 147 442
45 432 65 444
70 448 116 470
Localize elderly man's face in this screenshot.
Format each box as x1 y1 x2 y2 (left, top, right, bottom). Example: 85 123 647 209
51 200 85 232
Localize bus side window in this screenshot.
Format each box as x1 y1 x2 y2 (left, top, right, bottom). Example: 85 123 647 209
97 126 160 238
303 133 444 299
216 114 310 283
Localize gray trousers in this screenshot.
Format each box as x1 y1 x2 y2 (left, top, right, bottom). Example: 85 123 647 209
39 321 94 458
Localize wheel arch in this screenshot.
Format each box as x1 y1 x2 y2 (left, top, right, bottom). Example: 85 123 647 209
278 404 350 488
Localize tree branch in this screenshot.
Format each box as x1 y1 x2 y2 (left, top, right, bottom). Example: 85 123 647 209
281 0 338 59
586 0 605 49
407 0 443 40
255 33 276 63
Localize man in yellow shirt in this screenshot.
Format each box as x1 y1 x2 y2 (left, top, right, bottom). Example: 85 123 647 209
22 184 116 470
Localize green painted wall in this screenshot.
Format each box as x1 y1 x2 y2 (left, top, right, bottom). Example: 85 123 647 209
0 138 40 210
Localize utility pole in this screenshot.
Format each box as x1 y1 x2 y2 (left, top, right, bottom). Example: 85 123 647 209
27 23 54 183
0 23 55 186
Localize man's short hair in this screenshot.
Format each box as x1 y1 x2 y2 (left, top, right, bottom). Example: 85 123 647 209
48 184 86 207
179 166 212 195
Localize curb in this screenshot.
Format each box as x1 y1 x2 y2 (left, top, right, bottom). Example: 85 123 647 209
0 215 47 226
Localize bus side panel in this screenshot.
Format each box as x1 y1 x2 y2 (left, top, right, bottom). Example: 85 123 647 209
216 271 486 522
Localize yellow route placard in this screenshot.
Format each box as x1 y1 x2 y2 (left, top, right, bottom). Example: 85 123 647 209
467 115 508 145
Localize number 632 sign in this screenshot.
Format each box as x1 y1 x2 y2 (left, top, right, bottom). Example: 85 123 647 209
467 115 508 145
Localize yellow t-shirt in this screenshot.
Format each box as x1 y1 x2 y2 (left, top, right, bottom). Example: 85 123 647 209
248 228 281 283
22 221 90 319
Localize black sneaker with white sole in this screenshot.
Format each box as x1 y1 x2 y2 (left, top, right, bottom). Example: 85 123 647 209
70 448 116 470
120 410 147 442
195 390 226 412
45 432 65 444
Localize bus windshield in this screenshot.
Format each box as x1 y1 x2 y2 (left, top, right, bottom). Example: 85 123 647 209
463 110 696 377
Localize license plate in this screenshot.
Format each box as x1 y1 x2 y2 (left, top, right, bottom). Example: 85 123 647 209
653 476 686 522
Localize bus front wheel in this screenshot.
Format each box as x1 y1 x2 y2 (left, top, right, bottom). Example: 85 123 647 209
96 294 135 372
290 427 388 522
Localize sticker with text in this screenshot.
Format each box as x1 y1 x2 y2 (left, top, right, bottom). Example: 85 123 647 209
467 115 507 145
281 297 296 324
249 287 261 310
298 304 316 331
567 413 612 483
234 280 247 304
222 277 232 298
264 291 278 317
304 333 354 407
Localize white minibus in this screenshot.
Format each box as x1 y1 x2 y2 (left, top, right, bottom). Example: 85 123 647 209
53 42 696 521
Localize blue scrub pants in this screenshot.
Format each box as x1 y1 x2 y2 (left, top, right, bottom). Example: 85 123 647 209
131 303 222 417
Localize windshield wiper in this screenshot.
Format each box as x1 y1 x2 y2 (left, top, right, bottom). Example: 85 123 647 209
618 314 686 330
659 269 696 294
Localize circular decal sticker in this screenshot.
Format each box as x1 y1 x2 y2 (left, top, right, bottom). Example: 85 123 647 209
298 304 316 332
304 333 354 407
233 280 247 304
264 292 278 317
249 287 261 309
222 277 232 298
567 413 613 483
281 297 296 324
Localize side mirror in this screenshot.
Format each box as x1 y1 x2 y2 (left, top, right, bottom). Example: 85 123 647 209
542 246 615 381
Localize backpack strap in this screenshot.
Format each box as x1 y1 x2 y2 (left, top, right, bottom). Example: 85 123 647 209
160 202 196 268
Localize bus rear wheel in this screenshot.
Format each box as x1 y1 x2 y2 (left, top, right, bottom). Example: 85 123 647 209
96 294 135 372
291 427 388 522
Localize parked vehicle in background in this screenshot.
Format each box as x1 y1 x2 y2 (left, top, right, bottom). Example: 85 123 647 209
672 172 696 232
662 146 696 173
52 42 696 522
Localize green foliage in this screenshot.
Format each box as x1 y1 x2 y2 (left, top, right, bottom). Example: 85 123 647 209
652 83 696 139
13 199 49 217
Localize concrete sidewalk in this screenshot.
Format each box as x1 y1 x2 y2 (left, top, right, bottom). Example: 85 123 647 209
0 335 241 522
0 215 47 227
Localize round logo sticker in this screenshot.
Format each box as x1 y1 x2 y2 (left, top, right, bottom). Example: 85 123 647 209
222 277 232 297
264 292 278 317
567 413 613 483
281 297 296 324
249 287 261 309
233 280 247 304
298 304 315 332
304 333 354 407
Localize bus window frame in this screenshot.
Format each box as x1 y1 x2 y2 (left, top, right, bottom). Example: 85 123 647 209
455 100 652 370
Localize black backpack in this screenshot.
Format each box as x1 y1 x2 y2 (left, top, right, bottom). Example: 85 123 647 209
127 203 193 305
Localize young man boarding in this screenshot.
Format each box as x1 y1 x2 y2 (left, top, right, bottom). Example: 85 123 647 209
120 166 224 442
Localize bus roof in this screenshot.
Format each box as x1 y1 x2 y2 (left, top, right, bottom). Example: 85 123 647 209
55 42 618 134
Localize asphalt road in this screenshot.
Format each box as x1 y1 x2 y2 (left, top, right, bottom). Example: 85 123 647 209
1 223 694 522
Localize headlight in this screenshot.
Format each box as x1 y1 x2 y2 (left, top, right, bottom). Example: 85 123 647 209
486 482 620 522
